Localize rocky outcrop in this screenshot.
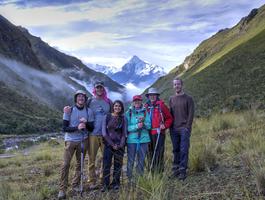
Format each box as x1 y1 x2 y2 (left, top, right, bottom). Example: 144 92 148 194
0 15 42 69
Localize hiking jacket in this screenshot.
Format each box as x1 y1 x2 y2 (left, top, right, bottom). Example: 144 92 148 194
63 105 94 142
144 100 173 135
125 106 151 144
102 113 126 148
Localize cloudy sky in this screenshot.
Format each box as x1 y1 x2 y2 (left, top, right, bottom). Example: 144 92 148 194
0 0 264 72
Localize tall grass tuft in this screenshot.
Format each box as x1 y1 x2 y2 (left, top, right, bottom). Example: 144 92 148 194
0 183 12 200
34 152 52 162
136 172 168 200
190 138 217 172
255 167 265 195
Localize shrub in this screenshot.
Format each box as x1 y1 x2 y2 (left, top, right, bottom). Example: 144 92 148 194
224 95 246 112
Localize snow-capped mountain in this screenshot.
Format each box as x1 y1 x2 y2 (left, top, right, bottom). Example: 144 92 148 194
110 55 166 86
86 63 119 76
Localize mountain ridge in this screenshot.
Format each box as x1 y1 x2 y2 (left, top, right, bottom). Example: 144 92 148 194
0 15 125 134
148 5 265 116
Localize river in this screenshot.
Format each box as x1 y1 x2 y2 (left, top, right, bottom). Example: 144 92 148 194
0 132 63 157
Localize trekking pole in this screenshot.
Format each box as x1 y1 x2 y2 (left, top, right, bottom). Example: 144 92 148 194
80 130 85 196
150 127 161 171
136 116 143 153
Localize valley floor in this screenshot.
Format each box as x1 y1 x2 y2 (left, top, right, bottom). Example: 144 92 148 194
1 110 265 200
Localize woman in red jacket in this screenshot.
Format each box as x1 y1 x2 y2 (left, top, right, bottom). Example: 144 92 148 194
144 88 173 173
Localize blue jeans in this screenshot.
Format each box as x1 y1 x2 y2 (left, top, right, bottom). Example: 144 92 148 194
170 127 191 174
102 145 124 186
127 143 149 180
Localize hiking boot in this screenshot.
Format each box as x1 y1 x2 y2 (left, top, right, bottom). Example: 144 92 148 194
113 184 120 191
178 173 187 181
88 183 98 190
57 190 66 199
168 170 180 179
101 185 108 193
128 180 136 189
72 186 80 193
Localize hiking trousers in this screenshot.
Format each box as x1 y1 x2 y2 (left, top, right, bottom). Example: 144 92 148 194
127 142 149 180
87 135 104 185
59 139 88 192
170 127 191 174
102 144 124 186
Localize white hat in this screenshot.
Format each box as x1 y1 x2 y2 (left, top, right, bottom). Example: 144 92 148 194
145 88 160 97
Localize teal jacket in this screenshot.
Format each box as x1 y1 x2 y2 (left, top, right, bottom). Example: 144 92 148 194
125 106 151 144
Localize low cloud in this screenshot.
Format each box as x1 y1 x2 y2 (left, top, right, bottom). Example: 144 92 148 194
0 55 75 106
124 82 150 102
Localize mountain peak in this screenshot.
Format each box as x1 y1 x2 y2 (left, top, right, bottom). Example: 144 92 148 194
238 8 259 30
129 55 143 64
110 55 166 87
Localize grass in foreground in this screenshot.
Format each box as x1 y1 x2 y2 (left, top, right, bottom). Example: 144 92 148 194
1 109 265 199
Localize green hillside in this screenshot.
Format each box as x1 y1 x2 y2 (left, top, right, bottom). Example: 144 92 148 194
150 5 265 116
0 15 125 134
0 81 61 134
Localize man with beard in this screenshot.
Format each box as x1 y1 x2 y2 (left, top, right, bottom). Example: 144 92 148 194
58 90 94 199
64 81 112 189
169 77 195 181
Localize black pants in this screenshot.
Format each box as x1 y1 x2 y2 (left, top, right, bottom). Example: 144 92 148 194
102 144 124 186
148 133 165 172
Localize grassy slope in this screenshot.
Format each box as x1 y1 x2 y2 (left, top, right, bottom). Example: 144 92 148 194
1 110 265 199
151 12 265 115
175 5 265 76
0 81 61 134
189 6 265 77
183 28 265 115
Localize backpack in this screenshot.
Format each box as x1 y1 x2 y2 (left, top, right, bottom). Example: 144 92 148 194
145 101 165 126
70 105 89 119
128 107 147 123
70 105 88 111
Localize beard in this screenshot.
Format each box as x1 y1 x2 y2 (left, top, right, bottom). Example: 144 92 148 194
175 88 182 94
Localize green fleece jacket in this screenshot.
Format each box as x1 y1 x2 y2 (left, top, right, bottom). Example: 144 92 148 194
125 106 151 144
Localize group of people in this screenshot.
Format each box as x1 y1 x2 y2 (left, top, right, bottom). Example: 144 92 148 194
58 77 195 199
